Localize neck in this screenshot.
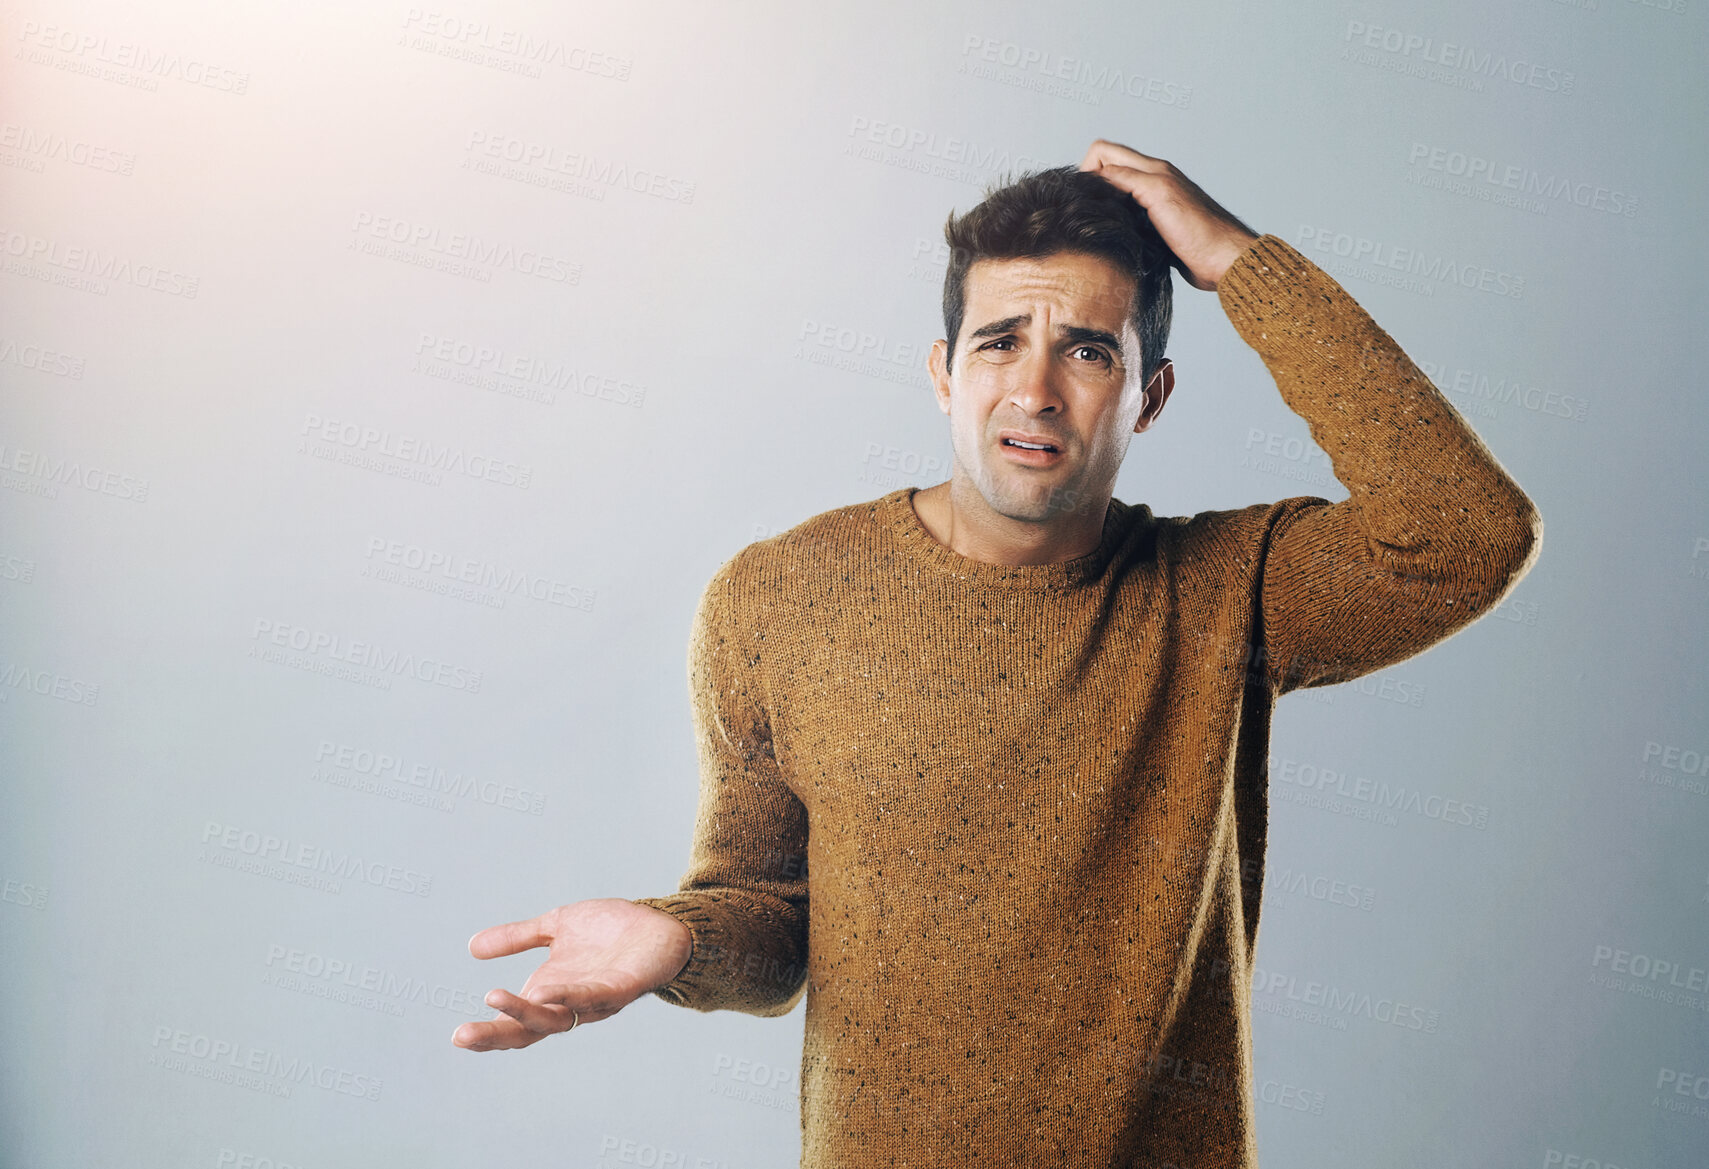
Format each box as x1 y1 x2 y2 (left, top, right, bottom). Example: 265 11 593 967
911 476 1111 567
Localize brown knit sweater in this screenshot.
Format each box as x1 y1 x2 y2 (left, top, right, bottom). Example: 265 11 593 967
633 235 1540 1168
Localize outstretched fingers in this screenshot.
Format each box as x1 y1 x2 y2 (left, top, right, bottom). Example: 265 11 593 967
451 1015 547 1052
486 988 579 1034
526 982 627 1023
450 985 614 1051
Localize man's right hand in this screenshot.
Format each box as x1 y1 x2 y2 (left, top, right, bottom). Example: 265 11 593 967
452 899 693 1052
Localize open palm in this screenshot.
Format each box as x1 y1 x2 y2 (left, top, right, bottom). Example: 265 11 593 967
452 897 692 1052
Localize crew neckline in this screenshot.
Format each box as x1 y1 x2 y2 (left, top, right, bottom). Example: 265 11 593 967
882 486 1129 590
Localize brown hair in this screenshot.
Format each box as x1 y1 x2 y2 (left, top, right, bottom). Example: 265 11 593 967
942 166 1174 387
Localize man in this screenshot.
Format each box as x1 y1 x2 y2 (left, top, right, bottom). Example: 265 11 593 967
452 140 1541 1167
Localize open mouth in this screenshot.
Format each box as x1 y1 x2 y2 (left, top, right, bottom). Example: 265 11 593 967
997 433 1066 465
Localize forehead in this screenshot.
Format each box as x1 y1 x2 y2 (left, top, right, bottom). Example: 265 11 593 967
962 251 1136 328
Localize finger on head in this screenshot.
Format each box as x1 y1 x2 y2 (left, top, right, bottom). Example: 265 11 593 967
1089 141 1164 175
1087 163 1149 197
1081 140 1118 171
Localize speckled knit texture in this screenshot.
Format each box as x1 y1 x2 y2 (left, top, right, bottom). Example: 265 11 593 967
633 234 1540 1168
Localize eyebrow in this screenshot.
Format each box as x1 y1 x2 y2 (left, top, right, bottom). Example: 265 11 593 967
965 314 1122 352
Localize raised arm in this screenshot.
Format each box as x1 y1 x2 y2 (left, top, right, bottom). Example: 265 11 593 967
1217 236 1542 690
629 550 811 1014
1079 140 1540 691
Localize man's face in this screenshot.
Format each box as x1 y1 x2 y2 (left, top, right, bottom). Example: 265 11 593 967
928 250 1172 523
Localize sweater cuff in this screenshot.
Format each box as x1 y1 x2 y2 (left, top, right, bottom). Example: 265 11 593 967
630 894 727 1009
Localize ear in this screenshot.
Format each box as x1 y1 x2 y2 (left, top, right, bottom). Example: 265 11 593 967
928 339 953 416
1132 358 1175 434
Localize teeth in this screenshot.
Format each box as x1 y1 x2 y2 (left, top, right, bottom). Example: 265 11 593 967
1007 439 1051 450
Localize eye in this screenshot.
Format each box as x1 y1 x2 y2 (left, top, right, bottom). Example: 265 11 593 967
1073 345 1112 365
978 338 1015 351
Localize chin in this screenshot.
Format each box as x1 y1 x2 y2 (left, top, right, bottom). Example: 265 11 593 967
976 472 1065 522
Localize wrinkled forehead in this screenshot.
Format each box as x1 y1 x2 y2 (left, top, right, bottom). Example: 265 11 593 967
963 252 1138 333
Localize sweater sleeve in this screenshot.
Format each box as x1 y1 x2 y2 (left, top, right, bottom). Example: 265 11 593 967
630 551 810 1015
1215 234 1543 692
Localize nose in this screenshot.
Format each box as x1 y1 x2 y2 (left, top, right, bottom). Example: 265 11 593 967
1006 347 1065 416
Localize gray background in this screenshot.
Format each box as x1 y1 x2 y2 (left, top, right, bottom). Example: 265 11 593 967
2 1 1705 1166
